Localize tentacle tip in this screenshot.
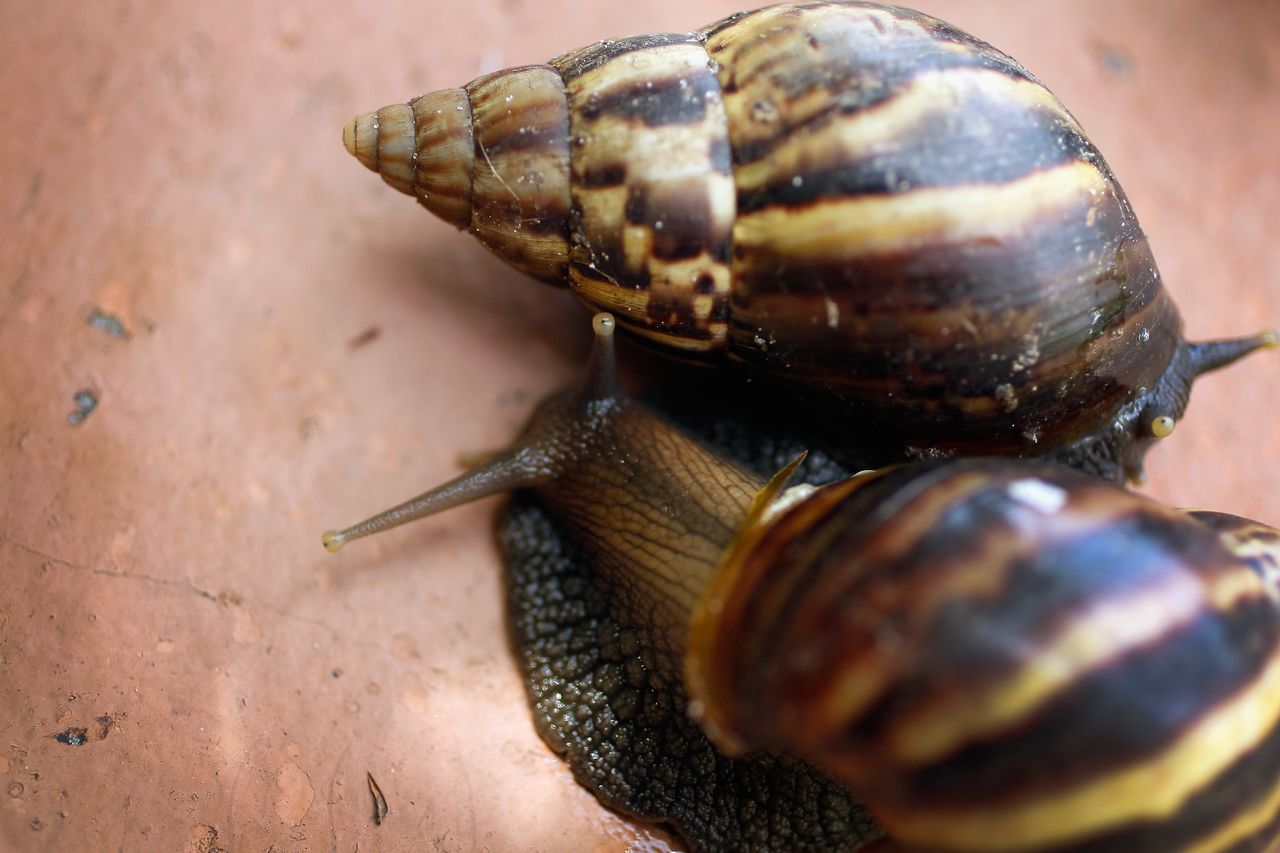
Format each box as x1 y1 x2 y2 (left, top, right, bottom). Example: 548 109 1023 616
1262 329 1279 349
322 530 347 553
591 312 616 338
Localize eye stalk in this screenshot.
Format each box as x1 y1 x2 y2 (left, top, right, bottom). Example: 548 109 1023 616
1150 415 1177 439
321 530 346 553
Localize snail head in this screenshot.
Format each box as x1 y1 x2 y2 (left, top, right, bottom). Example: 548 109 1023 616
1117 329 1278 484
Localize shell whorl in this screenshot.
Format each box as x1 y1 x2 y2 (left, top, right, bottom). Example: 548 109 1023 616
689 460 1280 852
346 67 572 283
345 89 474 228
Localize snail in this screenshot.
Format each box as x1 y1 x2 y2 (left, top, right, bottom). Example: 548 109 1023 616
341 1 1276 484
324 313 1280 852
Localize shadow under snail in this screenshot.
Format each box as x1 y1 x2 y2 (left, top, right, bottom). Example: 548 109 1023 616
341 0 1276 484
325 312 1280 853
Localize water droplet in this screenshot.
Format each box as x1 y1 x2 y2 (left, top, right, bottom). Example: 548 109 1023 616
749 99 778 124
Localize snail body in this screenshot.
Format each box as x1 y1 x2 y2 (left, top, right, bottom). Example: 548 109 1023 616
344 1 1274 483
325 314 1280 852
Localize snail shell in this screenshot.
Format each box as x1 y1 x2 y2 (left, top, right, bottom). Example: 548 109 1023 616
689 459 1280 852
343 1 1275 483
325 313 1280 852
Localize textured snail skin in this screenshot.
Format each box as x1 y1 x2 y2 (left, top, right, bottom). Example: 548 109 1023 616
689 459 1280 852
344 1 1274 484
498 491 882 851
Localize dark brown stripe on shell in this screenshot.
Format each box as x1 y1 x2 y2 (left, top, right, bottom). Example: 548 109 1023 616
623 182 730 263
577 161 627 188
468 81 570 155
700 7 761 40
1033 699 1280 852
856 525 1271 802
909 596 1278 802
578 72 718 128
709 5 1036 166
738 99 1098 214
819 485 1154 637
1193 512 1280 545
552 32 704 82
559 36 734 348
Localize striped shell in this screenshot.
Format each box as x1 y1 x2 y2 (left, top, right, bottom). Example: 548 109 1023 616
687 459 1280 852
344 2 1275 483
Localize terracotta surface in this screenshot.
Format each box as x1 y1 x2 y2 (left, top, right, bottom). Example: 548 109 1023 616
2 1 1277 850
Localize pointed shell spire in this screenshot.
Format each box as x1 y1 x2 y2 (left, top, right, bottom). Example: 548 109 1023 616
344 68 573 283
343 90 476 229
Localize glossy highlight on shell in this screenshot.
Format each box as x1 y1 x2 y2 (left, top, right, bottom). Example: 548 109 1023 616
344 1 1274 484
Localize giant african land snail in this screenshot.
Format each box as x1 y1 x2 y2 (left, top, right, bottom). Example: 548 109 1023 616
341 1 1275 484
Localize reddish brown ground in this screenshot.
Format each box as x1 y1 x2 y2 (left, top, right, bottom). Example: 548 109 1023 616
2 1 1277 850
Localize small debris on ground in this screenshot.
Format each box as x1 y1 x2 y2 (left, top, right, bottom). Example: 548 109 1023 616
54 727 88 746
347 325 381 349
67 390 98 425
86 307 131 339
367 771 389 825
